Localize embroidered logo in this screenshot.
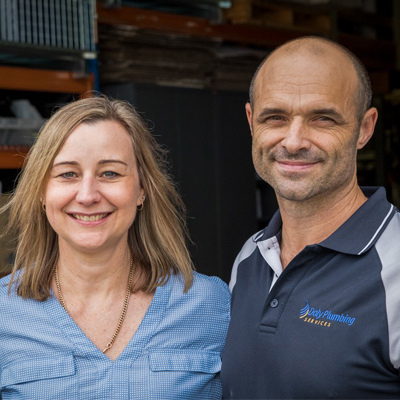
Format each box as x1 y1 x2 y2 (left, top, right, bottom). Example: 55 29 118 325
300 300 356 327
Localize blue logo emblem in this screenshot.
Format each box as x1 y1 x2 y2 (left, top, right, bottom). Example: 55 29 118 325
300 300 356 327
300 301 310 319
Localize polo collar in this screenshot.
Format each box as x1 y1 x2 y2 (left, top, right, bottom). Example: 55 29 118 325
256 187 396 256
320 187 395 255
255 208 283 242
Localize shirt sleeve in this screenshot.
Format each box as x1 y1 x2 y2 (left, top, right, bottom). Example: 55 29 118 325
229 232 261 292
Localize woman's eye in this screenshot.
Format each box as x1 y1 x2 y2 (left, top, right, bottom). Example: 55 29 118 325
60 172 76 179
102 171 119 178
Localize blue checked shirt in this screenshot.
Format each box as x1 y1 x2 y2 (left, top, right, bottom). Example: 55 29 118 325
0 272 230 399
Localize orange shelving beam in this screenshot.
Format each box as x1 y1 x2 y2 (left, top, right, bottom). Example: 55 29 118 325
0 66 94 94
0 146 29 169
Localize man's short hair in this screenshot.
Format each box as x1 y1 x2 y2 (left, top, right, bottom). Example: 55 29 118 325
249 36 373 122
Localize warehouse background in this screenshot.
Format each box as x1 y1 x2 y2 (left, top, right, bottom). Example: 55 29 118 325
1 0 399 282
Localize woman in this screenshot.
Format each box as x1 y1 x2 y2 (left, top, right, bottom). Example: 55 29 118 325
0 96 230 399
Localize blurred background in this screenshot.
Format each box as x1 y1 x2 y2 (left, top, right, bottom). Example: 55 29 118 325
1 0 399 282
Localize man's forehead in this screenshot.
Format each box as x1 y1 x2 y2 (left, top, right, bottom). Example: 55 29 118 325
264 45 350 76
254 44 357 100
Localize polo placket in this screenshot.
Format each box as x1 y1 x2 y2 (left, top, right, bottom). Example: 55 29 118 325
259 245 324 335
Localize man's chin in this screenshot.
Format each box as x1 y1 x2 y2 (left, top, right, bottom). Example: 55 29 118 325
274 185 318 203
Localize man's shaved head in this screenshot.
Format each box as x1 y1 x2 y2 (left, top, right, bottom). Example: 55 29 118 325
249 36 372 122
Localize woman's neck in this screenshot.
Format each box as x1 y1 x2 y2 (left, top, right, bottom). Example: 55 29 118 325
55 243 132 299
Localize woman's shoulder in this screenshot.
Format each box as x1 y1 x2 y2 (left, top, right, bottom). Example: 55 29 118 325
0 273 40 310
0 273 13 298
169 271 230 311
161 272 230 344
0 274 40 330
191 272 230 296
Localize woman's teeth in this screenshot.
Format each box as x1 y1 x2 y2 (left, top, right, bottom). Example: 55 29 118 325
73 213 108 222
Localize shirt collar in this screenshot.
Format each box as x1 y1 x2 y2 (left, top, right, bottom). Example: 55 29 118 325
320 186 395 255
255 186 395 256
256 209 283 242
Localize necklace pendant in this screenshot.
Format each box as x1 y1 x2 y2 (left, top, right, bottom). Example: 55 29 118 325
103 343 113 353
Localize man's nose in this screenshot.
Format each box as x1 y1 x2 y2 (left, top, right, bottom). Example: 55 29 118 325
281 119 311 154
75 177 101 205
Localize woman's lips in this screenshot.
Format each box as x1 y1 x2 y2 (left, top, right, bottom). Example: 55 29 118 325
69 212 111 223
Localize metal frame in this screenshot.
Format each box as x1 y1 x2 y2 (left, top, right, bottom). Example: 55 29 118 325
0 0 96 58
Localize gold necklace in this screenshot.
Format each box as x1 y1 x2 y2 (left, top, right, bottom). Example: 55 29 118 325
54 257 134 353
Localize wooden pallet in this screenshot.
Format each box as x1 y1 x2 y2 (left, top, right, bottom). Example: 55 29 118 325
223 0 330 33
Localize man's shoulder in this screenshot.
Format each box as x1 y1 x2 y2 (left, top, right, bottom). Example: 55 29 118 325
374 207 400 259
373 208 400 370
229 229 265 291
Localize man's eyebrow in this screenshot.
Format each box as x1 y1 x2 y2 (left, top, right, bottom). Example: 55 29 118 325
256 107 345 122
311 108 343 119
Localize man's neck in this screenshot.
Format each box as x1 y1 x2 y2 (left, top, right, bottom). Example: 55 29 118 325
278 183 367 269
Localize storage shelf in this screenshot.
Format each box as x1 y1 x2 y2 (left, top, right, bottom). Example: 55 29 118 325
97 5 301 48
97 4 396 70
0 66 94 169
0 146 29 169
0 66 94 94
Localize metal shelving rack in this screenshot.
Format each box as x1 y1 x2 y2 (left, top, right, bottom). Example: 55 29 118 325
0 0 97 169
0 0 96 60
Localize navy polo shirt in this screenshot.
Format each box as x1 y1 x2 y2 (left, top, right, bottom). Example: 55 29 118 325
221 187 400 399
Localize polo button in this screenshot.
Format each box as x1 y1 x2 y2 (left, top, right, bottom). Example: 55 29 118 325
270 298 279 308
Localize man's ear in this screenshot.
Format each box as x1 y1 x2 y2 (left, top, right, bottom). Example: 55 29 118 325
357 107 378 149
245 102 253 136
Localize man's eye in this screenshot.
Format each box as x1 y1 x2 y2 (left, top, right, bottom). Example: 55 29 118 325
316 116 334 122
267 115 284 121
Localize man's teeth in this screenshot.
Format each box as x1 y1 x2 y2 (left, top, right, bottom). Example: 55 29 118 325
73 213 108 222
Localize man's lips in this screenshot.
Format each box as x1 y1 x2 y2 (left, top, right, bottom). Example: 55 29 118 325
277 160 319 170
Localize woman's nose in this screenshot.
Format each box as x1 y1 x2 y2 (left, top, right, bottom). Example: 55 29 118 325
75 177 101 205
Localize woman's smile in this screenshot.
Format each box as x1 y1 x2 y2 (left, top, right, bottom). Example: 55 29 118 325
70 212 111 223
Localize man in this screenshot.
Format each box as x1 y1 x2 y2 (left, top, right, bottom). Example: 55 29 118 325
221 36 400 398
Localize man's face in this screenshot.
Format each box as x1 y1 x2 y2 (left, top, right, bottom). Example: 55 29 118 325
248 49 364 203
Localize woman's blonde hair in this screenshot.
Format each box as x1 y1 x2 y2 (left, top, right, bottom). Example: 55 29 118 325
1 96 194 300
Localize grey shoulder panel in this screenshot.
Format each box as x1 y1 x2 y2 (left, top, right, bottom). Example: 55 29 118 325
376 210 400 369
229 231 261 292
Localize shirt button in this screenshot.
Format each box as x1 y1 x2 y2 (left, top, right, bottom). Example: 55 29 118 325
270 298 279 308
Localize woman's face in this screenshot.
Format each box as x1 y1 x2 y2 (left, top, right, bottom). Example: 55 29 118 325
44 120 144 255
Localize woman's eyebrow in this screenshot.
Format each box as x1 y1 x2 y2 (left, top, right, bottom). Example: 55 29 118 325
52 161 79 168
52 160 129 167
98 159 128 166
